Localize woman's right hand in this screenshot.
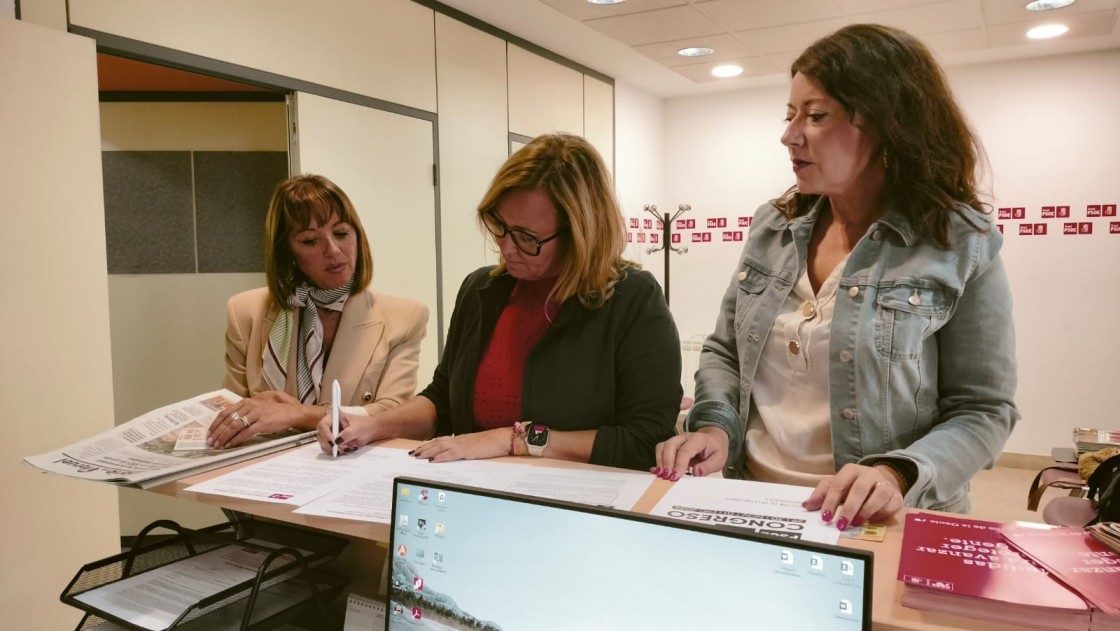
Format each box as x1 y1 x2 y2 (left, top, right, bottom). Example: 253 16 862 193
316 411 379 455
652 427 730 480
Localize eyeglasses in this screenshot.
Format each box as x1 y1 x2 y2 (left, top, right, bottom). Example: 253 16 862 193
482 211 567 257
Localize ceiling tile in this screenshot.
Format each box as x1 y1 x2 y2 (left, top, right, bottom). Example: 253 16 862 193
981 0 1120 27
584 4 724 46
920 27 990 55
853 0 985 35
671 56 784 82
693 0 842 32
732 18 849 55
832 0 943 14
633 33 757 65
986 9 1119 47
761 50 801 74
538 0 688 22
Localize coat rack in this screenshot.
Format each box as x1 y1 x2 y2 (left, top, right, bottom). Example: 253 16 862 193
643 203 690 307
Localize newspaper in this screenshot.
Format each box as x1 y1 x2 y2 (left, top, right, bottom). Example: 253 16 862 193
23 389 316 489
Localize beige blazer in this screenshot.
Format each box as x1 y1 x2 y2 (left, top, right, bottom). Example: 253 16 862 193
222 286 428 415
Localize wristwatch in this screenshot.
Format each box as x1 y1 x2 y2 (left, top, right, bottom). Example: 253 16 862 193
525 423 550 457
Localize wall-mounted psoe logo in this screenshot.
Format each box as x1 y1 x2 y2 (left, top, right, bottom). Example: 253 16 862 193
1041 206 1055 219
738 216 752 227
1111 222 1120 234
691 232 712 243
1079 222 1092 234
1019 224 1034 236
706 217 727 228
643 218 653 229
1064 223 1078 235
721 231 743 242
629 217 639 228
676 218 696 230
1034 223 1047 235
671 233 681 243
1088 204 1102 217
1057 206 1070 218
1104 204 1117 217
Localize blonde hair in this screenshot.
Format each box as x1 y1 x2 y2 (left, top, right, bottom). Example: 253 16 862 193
264 174 373 304
477 133 636 309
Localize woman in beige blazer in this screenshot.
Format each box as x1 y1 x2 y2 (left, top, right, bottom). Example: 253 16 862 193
207 174 428 449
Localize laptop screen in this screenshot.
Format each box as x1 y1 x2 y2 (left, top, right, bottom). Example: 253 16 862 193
386 476 872 630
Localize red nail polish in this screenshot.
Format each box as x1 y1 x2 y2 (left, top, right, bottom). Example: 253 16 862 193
836 517 849 531
670 472 680 481
652 467 662 475
852 516 864 528
822 510 833 522
694 468 704 478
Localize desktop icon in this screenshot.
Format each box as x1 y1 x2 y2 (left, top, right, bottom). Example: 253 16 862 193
841 560 854 576
416 549 425 559
398 515 409 528
810 555 823 571
780 550 794 565
438 491 446 503
839 599 853 616
396 544 407 557
435 522 446 535
433 552 443 563
414 577 424 591
412 607 422 620
393 605 403 615
420 489 429 501
417 518 427 531
401 487 410 497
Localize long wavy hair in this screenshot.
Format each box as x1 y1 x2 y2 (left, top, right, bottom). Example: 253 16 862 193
775 24 990 246
477 133 636 309
264 174 373 304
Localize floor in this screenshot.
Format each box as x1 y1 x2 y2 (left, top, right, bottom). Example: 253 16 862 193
969 464 1055 524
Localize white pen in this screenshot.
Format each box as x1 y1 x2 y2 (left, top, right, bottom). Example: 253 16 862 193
331 379 341 458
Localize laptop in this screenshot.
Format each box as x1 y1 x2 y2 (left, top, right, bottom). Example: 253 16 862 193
386 476 873 630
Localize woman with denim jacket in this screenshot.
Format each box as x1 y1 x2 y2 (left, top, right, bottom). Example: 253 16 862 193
654 24 1018 530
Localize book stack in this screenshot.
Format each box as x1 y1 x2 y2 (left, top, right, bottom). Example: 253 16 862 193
1088 522 1120 554
1074 427 1120 456
898 513 1091 630
1002 526 1120 631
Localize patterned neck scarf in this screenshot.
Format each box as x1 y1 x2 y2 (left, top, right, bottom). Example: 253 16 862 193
263 277 353 404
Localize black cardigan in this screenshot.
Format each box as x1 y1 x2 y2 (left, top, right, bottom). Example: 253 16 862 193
419 266 682 470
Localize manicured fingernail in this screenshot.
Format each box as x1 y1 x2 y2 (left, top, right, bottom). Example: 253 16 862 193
694 468 704 478
408 449 416 455
427 458 434 462
852 516 864 528
836 517 849 531
334 437 344 445
821 510 833 522
649 467 659 475
669 472 680 481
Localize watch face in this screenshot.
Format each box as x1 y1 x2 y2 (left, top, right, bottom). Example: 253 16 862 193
526 424 549 447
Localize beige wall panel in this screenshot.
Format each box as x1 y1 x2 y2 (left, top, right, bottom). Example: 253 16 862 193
435 14 507 335
507 45 584 138
110 273 264 533
294 93 439 383
0 20 118 629
70 0 437 112
17 0 66 29
583 75 615 174
100 102 287 151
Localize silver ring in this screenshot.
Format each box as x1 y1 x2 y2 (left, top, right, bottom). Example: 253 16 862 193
240 416 251 429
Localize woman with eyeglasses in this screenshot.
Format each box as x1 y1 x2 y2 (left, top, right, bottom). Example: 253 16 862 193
317 133 683 470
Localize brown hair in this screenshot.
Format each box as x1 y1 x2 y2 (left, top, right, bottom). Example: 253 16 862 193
776 24 989 246
477 133 636 309
264 174 373 304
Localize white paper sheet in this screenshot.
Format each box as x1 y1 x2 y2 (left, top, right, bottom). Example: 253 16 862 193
293 448 655 523
185 443 371 505
649 476 840 545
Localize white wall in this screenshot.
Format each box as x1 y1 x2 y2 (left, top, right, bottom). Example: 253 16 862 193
2 19 119 629
660 48 1120 457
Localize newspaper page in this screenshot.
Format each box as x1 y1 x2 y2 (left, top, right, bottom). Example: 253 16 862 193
23 389 315 489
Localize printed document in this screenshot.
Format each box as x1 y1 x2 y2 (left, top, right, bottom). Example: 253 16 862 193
649 477 840 544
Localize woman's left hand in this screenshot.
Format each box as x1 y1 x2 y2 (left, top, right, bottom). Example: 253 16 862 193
207 393 313 449
802 463 905 531
409 429 510 463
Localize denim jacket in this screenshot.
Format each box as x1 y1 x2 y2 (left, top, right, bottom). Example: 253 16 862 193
686 200 1019 512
